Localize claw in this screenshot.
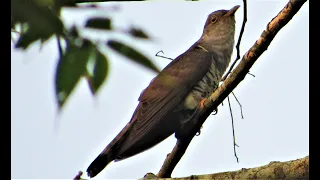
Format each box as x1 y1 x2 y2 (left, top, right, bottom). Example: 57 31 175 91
212 108 218 115
196 130 201 136
196 126 203 136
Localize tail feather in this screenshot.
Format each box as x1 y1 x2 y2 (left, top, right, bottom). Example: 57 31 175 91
86 118 135 178
86 152 114 178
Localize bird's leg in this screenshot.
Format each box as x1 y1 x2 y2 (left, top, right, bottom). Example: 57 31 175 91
195 98 208 136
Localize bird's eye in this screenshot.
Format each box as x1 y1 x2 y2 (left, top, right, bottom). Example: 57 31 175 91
211 16 217 23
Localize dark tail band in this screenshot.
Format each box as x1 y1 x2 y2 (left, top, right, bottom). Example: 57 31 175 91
86 153 114 178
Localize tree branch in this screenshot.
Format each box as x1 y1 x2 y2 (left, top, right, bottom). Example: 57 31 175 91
145 155 309 179
157 0 308 177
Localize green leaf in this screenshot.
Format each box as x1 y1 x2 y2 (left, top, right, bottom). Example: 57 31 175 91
129 27 149 39
12 0 64 49
85 18 112 30
55 42 93 109
86 49 109 95
16 26 47 49
107 40 160 73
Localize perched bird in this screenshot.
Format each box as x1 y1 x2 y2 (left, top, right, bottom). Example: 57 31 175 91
87 5 240 178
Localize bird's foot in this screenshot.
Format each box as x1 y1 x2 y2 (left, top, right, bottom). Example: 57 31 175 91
199 98 208 109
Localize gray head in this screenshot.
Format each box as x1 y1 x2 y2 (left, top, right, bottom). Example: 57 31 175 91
200 5 240 53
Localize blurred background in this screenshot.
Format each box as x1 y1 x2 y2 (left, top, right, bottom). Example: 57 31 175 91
11 0 309 179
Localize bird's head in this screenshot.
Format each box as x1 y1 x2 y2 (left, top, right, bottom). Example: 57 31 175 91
201 5 240 49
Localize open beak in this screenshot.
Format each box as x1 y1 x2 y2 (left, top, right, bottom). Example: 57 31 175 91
224 5 240 17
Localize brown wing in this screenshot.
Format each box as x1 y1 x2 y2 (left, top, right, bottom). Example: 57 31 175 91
115 46 213 158
86 45 213 178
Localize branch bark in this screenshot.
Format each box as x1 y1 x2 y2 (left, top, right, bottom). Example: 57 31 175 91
157 0 308 178
75 156 309 179
145 155 309 180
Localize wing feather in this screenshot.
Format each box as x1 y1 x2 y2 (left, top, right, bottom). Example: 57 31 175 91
115 46 213 157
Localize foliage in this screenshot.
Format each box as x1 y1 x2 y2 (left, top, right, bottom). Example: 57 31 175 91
11 0 160 109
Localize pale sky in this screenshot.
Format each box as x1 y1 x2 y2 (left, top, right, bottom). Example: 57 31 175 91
11 0 309 179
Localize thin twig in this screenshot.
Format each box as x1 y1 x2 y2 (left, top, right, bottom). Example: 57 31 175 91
221 0 248 81
155 50 174 60
227 96 239 163
231 92 244 119
156 0 307 177
73 171 86 180
11 29 20 34
248 72 255 77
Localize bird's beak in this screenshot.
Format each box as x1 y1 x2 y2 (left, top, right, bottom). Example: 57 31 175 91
224 5 240 17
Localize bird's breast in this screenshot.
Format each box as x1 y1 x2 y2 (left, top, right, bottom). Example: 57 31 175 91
184 61 221 110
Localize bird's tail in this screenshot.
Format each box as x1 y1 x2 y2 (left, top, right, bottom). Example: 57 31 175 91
86 120 133 178
86 116 135 178
86 151 114 178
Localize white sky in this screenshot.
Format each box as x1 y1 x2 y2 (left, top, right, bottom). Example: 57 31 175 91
11 0 309 179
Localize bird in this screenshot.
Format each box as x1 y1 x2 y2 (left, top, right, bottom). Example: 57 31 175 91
86 5 240 178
